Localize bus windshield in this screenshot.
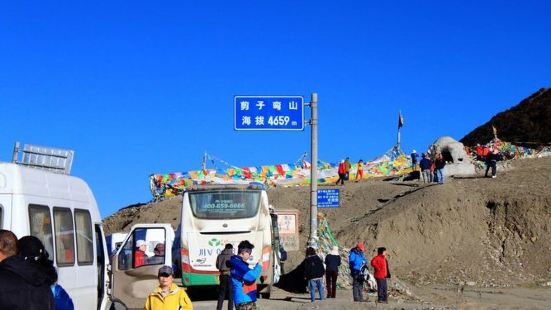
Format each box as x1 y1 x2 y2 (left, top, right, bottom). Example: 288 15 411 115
189 191 261 219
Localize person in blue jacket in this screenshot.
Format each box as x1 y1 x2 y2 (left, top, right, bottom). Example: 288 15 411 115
348 242 366 302
230 240 262 310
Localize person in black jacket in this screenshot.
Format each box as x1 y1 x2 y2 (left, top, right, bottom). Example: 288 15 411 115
419 153 433 183
0 229 56 310
434 152 446 184
215 243 234 310
303 247 325 302
485 148 501 178
324 246 341 298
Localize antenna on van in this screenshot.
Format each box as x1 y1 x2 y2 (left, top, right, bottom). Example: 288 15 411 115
12 142 75 175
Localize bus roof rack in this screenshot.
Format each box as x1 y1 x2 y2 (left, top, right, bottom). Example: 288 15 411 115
11 142 74 175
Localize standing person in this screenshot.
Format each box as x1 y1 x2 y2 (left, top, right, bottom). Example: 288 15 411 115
302 247 325 302
475 144 484 161
324 246 341 298
279 245 288 275
355 160 364 182
230 240 262 310
344 157 352 181
434 153 446 184
485 148 500 178
135 239 147 267
371 247 389 304
348 242 366 302
144 266 193 310
18 236 74 310
216 244 234 310
147 243 165 265
410 150 419 171
419 153 432 184
0 229 56 310
335 160 346 185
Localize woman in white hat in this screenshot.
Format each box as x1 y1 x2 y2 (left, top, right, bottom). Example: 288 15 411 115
324 246 341 298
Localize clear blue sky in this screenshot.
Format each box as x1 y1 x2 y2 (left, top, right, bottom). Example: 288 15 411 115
1 1 550 217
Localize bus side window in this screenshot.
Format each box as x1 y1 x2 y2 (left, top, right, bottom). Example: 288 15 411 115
0 204 3 229
118 234 134 271
28 204 54 259
53 207 75 266
74 209 93 265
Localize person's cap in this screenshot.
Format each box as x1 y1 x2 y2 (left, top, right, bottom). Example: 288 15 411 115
331 246 339 255
356 242 365 251
18 236 49 261
412 150 417 153
340 160 345 163
136 240 146 247
158 265 173 277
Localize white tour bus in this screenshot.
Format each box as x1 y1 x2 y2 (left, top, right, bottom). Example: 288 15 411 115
110 183 282 308
0 143 110 310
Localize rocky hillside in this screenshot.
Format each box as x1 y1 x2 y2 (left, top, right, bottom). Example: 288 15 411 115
461 87 551 146
104 157 551 288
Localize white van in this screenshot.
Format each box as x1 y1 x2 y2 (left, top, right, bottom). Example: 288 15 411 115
0 143 110 310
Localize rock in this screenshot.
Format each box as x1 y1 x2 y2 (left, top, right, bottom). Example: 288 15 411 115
432 136 476 176
466 281 476 286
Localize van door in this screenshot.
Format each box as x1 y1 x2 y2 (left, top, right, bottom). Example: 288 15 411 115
110 224 174 309
94 224 109 310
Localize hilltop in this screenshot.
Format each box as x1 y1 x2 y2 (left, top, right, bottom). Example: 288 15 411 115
461 87 551 146
104 156 551 289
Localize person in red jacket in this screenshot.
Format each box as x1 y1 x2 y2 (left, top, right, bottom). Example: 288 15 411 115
335 160 346 185
370 247 389 303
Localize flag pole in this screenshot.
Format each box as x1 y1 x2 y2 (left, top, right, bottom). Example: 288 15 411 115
397 127 401 150
397 110 402 151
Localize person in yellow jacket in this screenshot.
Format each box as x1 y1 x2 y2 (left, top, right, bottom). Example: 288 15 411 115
144 266 193 310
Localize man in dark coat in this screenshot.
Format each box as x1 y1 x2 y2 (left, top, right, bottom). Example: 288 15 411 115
303 247 325 302
216 243 234 310
485 148 501 178
0 229 56 310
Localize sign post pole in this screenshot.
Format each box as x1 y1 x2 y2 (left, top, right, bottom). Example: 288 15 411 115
308 93 318 248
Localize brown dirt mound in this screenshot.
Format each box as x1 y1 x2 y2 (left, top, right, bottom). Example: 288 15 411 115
103 157 551 288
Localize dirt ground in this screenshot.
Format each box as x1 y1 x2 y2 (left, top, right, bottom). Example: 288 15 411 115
188 286 551 310
104 156 551 308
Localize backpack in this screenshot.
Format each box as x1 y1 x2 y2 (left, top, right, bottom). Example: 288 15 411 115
304 255 325 279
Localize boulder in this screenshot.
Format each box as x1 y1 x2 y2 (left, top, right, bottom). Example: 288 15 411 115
433 136 476 176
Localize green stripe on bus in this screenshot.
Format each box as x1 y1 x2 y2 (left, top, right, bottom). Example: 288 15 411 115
181 273 219 286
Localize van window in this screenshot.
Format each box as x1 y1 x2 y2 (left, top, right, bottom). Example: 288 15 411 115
74 209 93 265
28 204 54 259
118 233 134 271
53 207 75 266
117 228 166 270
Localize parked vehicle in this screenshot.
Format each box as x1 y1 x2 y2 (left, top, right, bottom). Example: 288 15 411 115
0 143 110 310
110 183 283 308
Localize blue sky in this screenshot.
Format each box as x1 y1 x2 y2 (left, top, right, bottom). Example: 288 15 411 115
1 1 550 217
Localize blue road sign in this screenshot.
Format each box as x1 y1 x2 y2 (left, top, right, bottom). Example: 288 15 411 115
234 96 304 131
317 189 340 208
